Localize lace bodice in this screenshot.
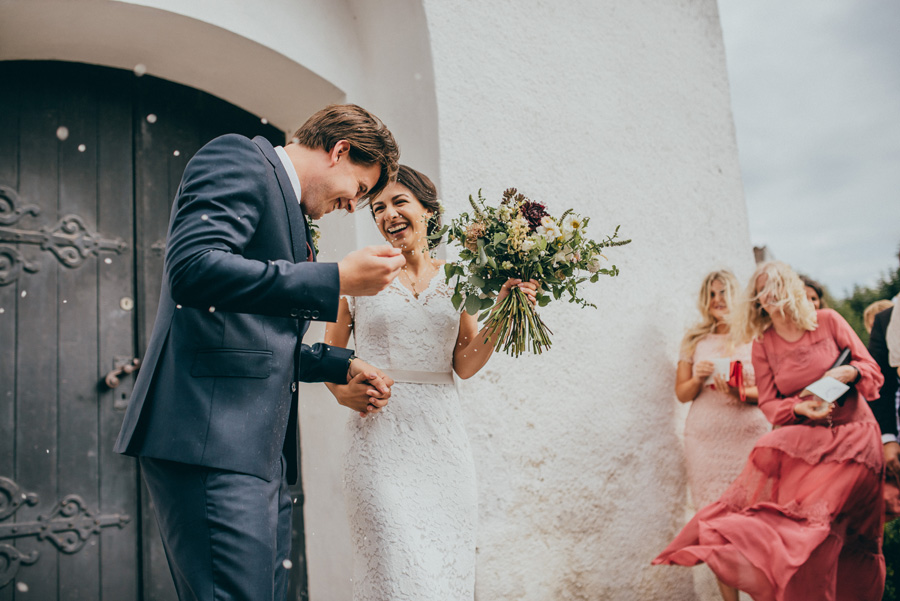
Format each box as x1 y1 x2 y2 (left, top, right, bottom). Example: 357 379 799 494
346 276 460 372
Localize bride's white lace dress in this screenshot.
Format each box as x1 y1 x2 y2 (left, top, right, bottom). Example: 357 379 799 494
343 276 477 601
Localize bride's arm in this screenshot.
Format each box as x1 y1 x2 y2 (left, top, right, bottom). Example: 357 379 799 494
453 279 538 379
323 299 386 416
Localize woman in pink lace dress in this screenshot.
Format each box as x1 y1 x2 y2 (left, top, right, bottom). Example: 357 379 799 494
674 270 770 601
655 261 886 601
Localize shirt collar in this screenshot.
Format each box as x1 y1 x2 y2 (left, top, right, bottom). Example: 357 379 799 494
274 145 302 206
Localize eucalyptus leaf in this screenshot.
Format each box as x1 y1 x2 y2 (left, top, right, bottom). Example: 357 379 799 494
465 293 481 315
451 292 463 310
468 274 486 288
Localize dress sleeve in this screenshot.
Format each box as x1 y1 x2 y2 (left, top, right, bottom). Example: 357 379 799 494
752 337 804 426
341 295 356 322
822 309 883 401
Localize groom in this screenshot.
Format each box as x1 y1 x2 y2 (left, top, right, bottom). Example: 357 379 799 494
115 104 404 601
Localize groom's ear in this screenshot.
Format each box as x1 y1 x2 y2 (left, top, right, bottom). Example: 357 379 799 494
330 140 351 165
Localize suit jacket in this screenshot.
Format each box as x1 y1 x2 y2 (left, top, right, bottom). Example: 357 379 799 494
115 134 352 484
868 305 899 440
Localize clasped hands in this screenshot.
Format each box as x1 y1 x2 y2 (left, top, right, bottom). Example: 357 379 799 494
334 358 394 418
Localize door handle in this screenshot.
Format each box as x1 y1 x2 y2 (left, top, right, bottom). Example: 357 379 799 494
103 358 141 389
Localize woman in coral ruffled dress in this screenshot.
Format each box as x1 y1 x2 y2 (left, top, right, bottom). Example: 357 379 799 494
655 261 886 601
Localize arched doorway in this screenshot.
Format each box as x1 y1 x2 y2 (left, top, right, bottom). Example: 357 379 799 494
0 60 310 600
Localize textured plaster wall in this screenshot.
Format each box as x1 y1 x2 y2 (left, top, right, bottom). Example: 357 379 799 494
421 0 755 599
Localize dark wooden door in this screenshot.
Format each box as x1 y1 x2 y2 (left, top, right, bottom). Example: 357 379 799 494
0 61 302 601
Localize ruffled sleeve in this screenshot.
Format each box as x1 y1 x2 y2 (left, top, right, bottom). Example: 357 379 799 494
820 308 883 401
753 336 804 426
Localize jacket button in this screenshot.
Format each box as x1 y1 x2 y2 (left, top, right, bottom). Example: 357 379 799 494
311 310 319 319
290 309 298 317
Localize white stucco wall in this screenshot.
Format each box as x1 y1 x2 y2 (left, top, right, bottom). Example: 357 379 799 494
0 1 757 599
421 1 755 599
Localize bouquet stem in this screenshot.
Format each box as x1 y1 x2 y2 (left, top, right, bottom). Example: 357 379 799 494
484 287 553 357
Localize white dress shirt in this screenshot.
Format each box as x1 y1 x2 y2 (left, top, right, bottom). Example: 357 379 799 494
274 145 303 205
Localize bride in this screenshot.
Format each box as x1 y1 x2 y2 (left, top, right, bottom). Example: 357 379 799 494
323 165 538 600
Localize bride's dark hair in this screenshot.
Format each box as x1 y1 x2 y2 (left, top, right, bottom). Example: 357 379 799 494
375 164 444 250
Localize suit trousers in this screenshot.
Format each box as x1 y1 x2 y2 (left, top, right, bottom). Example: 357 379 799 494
140 456 293 601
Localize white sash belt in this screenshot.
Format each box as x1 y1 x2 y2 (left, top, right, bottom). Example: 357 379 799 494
385 369 454 385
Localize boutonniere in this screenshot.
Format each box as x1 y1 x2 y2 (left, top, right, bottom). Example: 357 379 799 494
307 218 321 255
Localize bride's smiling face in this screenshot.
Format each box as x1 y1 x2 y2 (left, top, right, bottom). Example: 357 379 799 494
371 182 432 252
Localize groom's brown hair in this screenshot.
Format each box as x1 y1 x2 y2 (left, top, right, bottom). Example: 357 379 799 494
292 104 400 202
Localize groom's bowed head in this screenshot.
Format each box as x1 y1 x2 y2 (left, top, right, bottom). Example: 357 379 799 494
283 104 407 296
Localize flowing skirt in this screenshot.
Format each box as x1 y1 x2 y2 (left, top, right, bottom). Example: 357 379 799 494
654 421 886 601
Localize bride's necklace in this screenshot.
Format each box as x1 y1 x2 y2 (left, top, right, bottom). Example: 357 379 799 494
400 258 438 299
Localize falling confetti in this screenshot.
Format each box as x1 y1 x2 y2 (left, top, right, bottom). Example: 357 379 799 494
176 304 182 309
414 72 422 81
291 137 300 145
146 114 158 124
133 63 147 77
282 559 293 570
62 300 67 304
78 144 86 152
56 126 69 141
0 308 4 314
16 582 28 593
208 307 215 313
21 291 26 298
201 214 209 221
104 258 112 264
173 150 181 157
261 118 268 125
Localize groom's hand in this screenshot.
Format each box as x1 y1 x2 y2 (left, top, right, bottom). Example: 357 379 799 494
338 245 405 296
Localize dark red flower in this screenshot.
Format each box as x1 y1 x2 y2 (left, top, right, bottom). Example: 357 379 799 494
519 200 549 231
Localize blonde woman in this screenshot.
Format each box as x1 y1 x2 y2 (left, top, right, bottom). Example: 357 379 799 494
655 261 885 601
674 270 769 601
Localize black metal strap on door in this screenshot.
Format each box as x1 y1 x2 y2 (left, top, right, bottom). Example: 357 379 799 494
0 184 127 286
0 476 130 588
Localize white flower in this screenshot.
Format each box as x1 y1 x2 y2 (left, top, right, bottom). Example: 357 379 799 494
521 238 536 252
540 215 556 228
501 260 514 270
552 250 568 266
544 224 563 241
561 214 583 234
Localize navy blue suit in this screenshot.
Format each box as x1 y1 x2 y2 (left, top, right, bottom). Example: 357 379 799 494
869 306 899 440
115 134 352 600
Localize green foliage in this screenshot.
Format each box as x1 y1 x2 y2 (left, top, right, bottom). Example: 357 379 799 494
886 519 900 601
832 266 900 345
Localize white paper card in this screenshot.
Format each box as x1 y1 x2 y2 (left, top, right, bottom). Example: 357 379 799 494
803 376 850 404
704 358 732 385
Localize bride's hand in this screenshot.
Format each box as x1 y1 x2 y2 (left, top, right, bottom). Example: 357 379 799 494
496 278 540 306
336 371 391 417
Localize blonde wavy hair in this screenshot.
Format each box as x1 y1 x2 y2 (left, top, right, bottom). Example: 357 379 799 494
679 270 740 360
732 261 817 343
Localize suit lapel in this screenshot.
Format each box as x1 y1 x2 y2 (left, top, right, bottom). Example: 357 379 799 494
252 136 307 263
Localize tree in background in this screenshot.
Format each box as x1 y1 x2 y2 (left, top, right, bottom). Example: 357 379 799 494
832 252 900 345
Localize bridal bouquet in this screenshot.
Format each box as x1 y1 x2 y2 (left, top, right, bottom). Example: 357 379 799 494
442 188 630 357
